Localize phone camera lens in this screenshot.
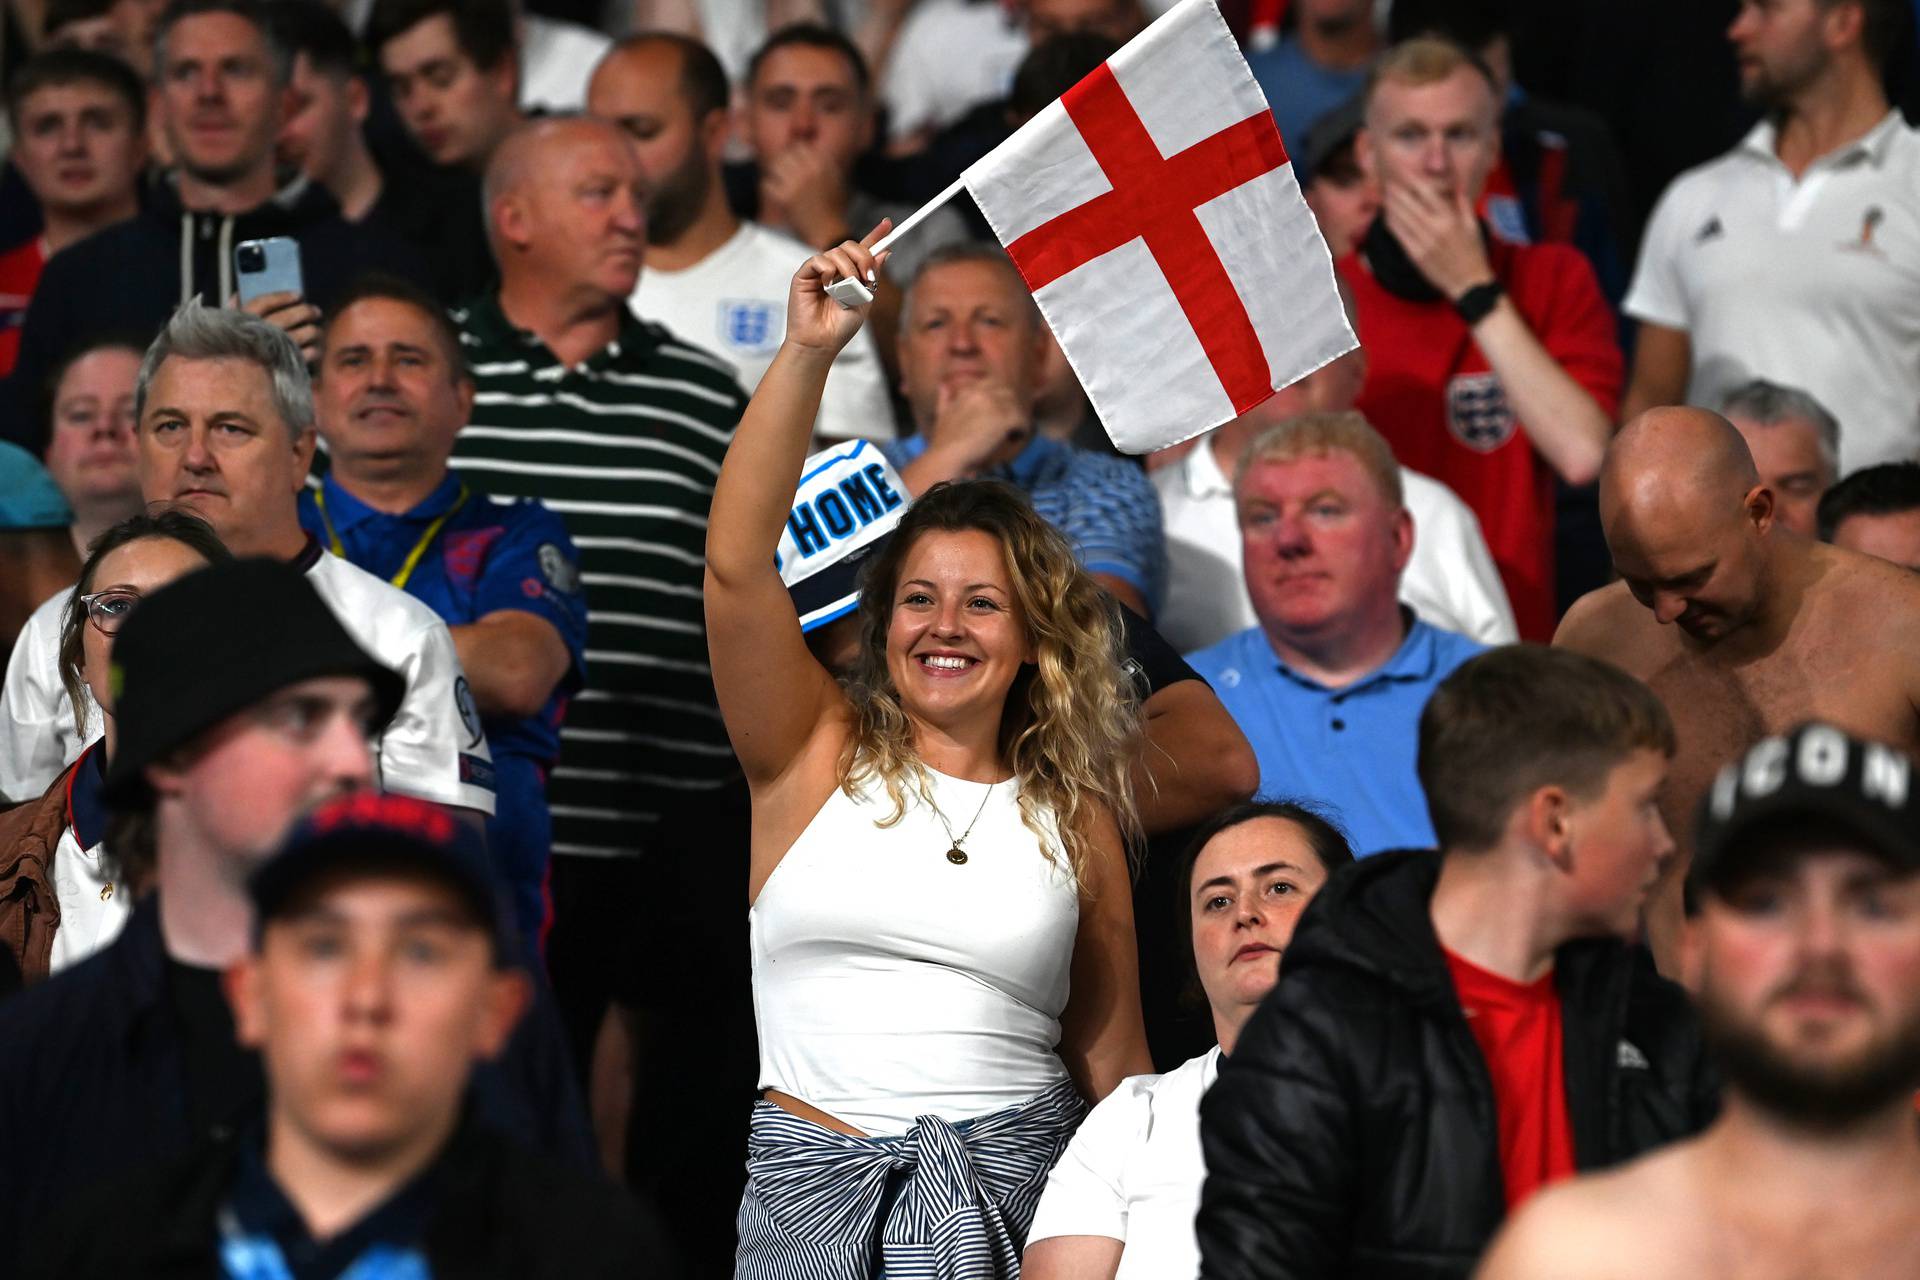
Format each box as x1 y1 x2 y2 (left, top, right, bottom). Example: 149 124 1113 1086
238 244 264 272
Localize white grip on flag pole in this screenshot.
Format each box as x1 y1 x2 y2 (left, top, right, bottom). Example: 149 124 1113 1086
825 176 969 308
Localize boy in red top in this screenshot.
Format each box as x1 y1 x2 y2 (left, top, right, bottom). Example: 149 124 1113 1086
1198 645 1718 1280
1341 37 1620 640
0 50 146 379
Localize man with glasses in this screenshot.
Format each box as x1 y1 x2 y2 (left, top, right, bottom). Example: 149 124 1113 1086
0 303 494 823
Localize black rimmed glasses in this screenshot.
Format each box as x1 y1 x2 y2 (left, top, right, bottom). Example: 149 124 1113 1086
79 589 141 636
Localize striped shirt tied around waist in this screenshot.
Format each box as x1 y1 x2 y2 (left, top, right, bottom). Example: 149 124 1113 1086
735 1077 1087 1279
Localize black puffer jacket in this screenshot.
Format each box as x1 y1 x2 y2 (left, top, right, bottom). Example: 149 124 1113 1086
1196 850 1718 1280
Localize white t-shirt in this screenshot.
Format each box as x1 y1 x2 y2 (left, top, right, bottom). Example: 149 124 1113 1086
0 549 494 813
519 15 612 113
1026 1046 1222 1280
880 0 1029 142
1624 111 1920 473
1152 441 1517 654
633 222 896 441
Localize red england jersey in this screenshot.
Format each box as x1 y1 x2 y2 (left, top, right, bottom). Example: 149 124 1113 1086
1445 948 1578 1212
1340 239 1622 640
0 237 46 378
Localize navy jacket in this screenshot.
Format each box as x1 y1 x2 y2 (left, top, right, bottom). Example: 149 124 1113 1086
0 898 595 1274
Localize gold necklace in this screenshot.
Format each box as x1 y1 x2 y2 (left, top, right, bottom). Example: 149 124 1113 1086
931 779 996 865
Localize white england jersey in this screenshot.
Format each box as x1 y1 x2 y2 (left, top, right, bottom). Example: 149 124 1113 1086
0 545 495 813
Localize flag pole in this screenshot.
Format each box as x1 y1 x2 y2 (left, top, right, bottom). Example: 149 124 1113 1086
827 176 969 306
872 175 968 254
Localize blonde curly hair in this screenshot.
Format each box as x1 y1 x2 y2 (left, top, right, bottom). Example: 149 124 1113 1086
837 480 1143 885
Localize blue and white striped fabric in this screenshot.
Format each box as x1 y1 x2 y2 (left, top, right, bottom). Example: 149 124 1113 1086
735 1078 1087 1279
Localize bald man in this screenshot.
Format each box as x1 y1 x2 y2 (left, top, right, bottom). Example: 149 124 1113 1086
448 114 750 1082
1555 406 1920 970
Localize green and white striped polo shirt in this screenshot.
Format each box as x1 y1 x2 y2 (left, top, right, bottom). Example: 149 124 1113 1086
452 295 747 859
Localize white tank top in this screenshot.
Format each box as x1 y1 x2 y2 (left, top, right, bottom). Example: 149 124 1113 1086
751 766 1080 1136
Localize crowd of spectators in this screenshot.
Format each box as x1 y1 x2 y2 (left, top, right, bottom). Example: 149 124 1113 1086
2 0 1920 1275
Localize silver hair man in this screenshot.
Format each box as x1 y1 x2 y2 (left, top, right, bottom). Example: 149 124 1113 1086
134 298 315 432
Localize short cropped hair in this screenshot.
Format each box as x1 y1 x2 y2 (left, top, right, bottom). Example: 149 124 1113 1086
747 21 869 98
903 241 1042 332
134 300 316 434
1235 411 1405 509
1819 0 1904 70
1363 35 1499 119
323 272 468 380
1817 461 1920 541
1419 646 1676 853
7 47 147 131
1720 378 1841 479
265 0 359 81
605 32 729 122
367 0 514 71
155 0 292 87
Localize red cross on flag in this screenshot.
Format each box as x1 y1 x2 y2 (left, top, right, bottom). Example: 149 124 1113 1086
960 0 1356 454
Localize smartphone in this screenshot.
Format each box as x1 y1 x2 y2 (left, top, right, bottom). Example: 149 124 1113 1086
234 236 304 305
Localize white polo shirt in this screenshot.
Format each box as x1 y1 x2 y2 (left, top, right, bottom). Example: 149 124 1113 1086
632 223 896 443
0 545 494 813
1625 111 1920 473
1152 440 1517 655
1026 1047 1221 1280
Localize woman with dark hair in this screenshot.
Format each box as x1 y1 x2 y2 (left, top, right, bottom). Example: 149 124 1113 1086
1023 801 1355 1280
0 508 228 986
706 230 1152 1275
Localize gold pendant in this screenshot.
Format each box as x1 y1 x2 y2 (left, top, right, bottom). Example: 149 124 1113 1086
946 846 969 865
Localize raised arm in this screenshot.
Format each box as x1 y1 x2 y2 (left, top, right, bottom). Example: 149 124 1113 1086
1386 183 1614 486
705 229 888 786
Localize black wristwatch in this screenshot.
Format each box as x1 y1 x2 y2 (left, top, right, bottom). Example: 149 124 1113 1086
1452 279 1505 325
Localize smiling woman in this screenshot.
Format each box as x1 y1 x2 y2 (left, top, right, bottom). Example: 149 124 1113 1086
704 230 1151 1277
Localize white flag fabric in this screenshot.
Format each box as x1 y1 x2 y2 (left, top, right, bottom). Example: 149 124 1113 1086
960 0 1356 455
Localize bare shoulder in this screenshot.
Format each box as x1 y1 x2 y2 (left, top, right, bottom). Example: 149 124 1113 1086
1554 582 1657 667
1476 1153 1692 1280
1816 541 1920 618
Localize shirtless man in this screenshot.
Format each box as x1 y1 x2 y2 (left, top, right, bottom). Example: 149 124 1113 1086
1477 723 1920 1280
1555 406 1920 970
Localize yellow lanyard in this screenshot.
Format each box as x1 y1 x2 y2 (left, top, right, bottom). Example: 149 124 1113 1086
315 483 470 591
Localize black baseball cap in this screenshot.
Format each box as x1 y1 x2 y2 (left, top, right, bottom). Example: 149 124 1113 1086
250 791 515 963
1692 722 1920 894
103 558 406 805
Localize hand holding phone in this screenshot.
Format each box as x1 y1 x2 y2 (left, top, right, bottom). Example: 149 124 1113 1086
232 237 320 363
235 237 304 304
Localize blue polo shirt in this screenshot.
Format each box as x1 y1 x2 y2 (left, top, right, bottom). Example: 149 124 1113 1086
882 433 1166 609
1186 615 1486 855
299 471 588 940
